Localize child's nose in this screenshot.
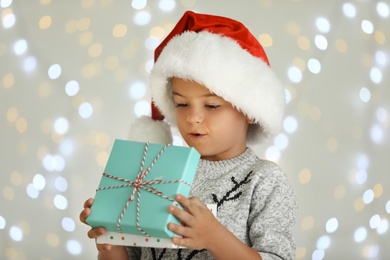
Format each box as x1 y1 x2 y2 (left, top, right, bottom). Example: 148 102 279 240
187 107 203 124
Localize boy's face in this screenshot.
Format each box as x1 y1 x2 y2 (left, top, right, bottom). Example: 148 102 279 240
171 77 250 161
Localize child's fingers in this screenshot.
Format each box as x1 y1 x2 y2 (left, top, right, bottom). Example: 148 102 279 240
83 198 94 208
168 204 194 225
80 198 94 225
171 236 190 248
87 227 105 239
176 195 209 219
175 194 202 213
79 207 91 224
175 194 193 205
96 243 112 252
167 222 193 238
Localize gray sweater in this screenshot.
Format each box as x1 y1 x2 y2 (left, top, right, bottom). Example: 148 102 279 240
127 148 297 260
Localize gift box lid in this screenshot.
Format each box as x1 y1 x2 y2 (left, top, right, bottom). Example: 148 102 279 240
87 139 200 239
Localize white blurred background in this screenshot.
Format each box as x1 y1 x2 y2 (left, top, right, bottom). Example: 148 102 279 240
0 0 389 259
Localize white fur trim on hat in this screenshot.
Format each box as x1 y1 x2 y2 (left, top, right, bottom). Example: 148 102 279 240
150 31 285 143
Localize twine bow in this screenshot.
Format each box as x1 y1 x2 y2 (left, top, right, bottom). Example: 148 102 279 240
97 142 191 236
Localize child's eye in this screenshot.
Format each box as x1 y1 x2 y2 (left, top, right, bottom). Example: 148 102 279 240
205 104 220 110
175 103 188 108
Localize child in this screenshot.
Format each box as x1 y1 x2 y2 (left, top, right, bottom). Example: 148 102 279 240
80 11 298 260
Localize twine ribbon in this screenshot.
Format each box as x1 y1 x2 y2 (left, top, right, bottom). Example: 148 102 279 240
97 142 191 236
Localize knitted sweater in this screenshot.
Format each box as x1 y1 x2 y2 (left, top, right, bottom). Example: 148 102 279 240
127 148 297 260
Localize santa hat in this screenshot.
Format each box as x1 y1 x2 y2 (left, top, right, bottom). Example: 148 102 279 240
129 11 284 145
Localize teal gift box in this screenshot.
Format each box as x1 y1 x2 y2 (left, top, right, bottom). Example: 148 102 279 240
87 139 200 239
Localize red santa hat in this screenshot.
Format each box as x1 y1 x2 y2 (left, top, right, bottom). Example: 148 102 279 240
128 11 284 145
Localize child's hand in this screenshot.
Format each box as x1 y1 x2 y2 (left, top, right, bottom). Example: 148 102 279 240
79 198 128 259
79 198 114 252
167 194 223 250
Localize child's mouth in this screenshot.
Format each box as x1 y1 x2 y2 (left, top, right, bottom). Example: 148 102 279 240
190 133 203 137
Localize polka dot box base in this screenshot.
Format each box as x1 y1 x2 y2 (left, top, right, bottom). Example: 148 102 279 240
97 231 184 248
96 205 216 248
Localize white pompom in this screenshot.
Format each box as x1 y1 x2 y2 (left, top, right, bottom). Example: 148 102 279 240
127 116 173 145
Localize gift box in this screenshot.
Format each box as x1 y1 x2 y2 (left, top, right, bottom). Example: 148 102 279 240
87 139 200 245
96 204 217 248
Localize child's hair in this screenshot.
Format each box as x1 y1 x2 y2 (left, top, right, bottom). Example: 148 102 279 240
129 11 285 145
